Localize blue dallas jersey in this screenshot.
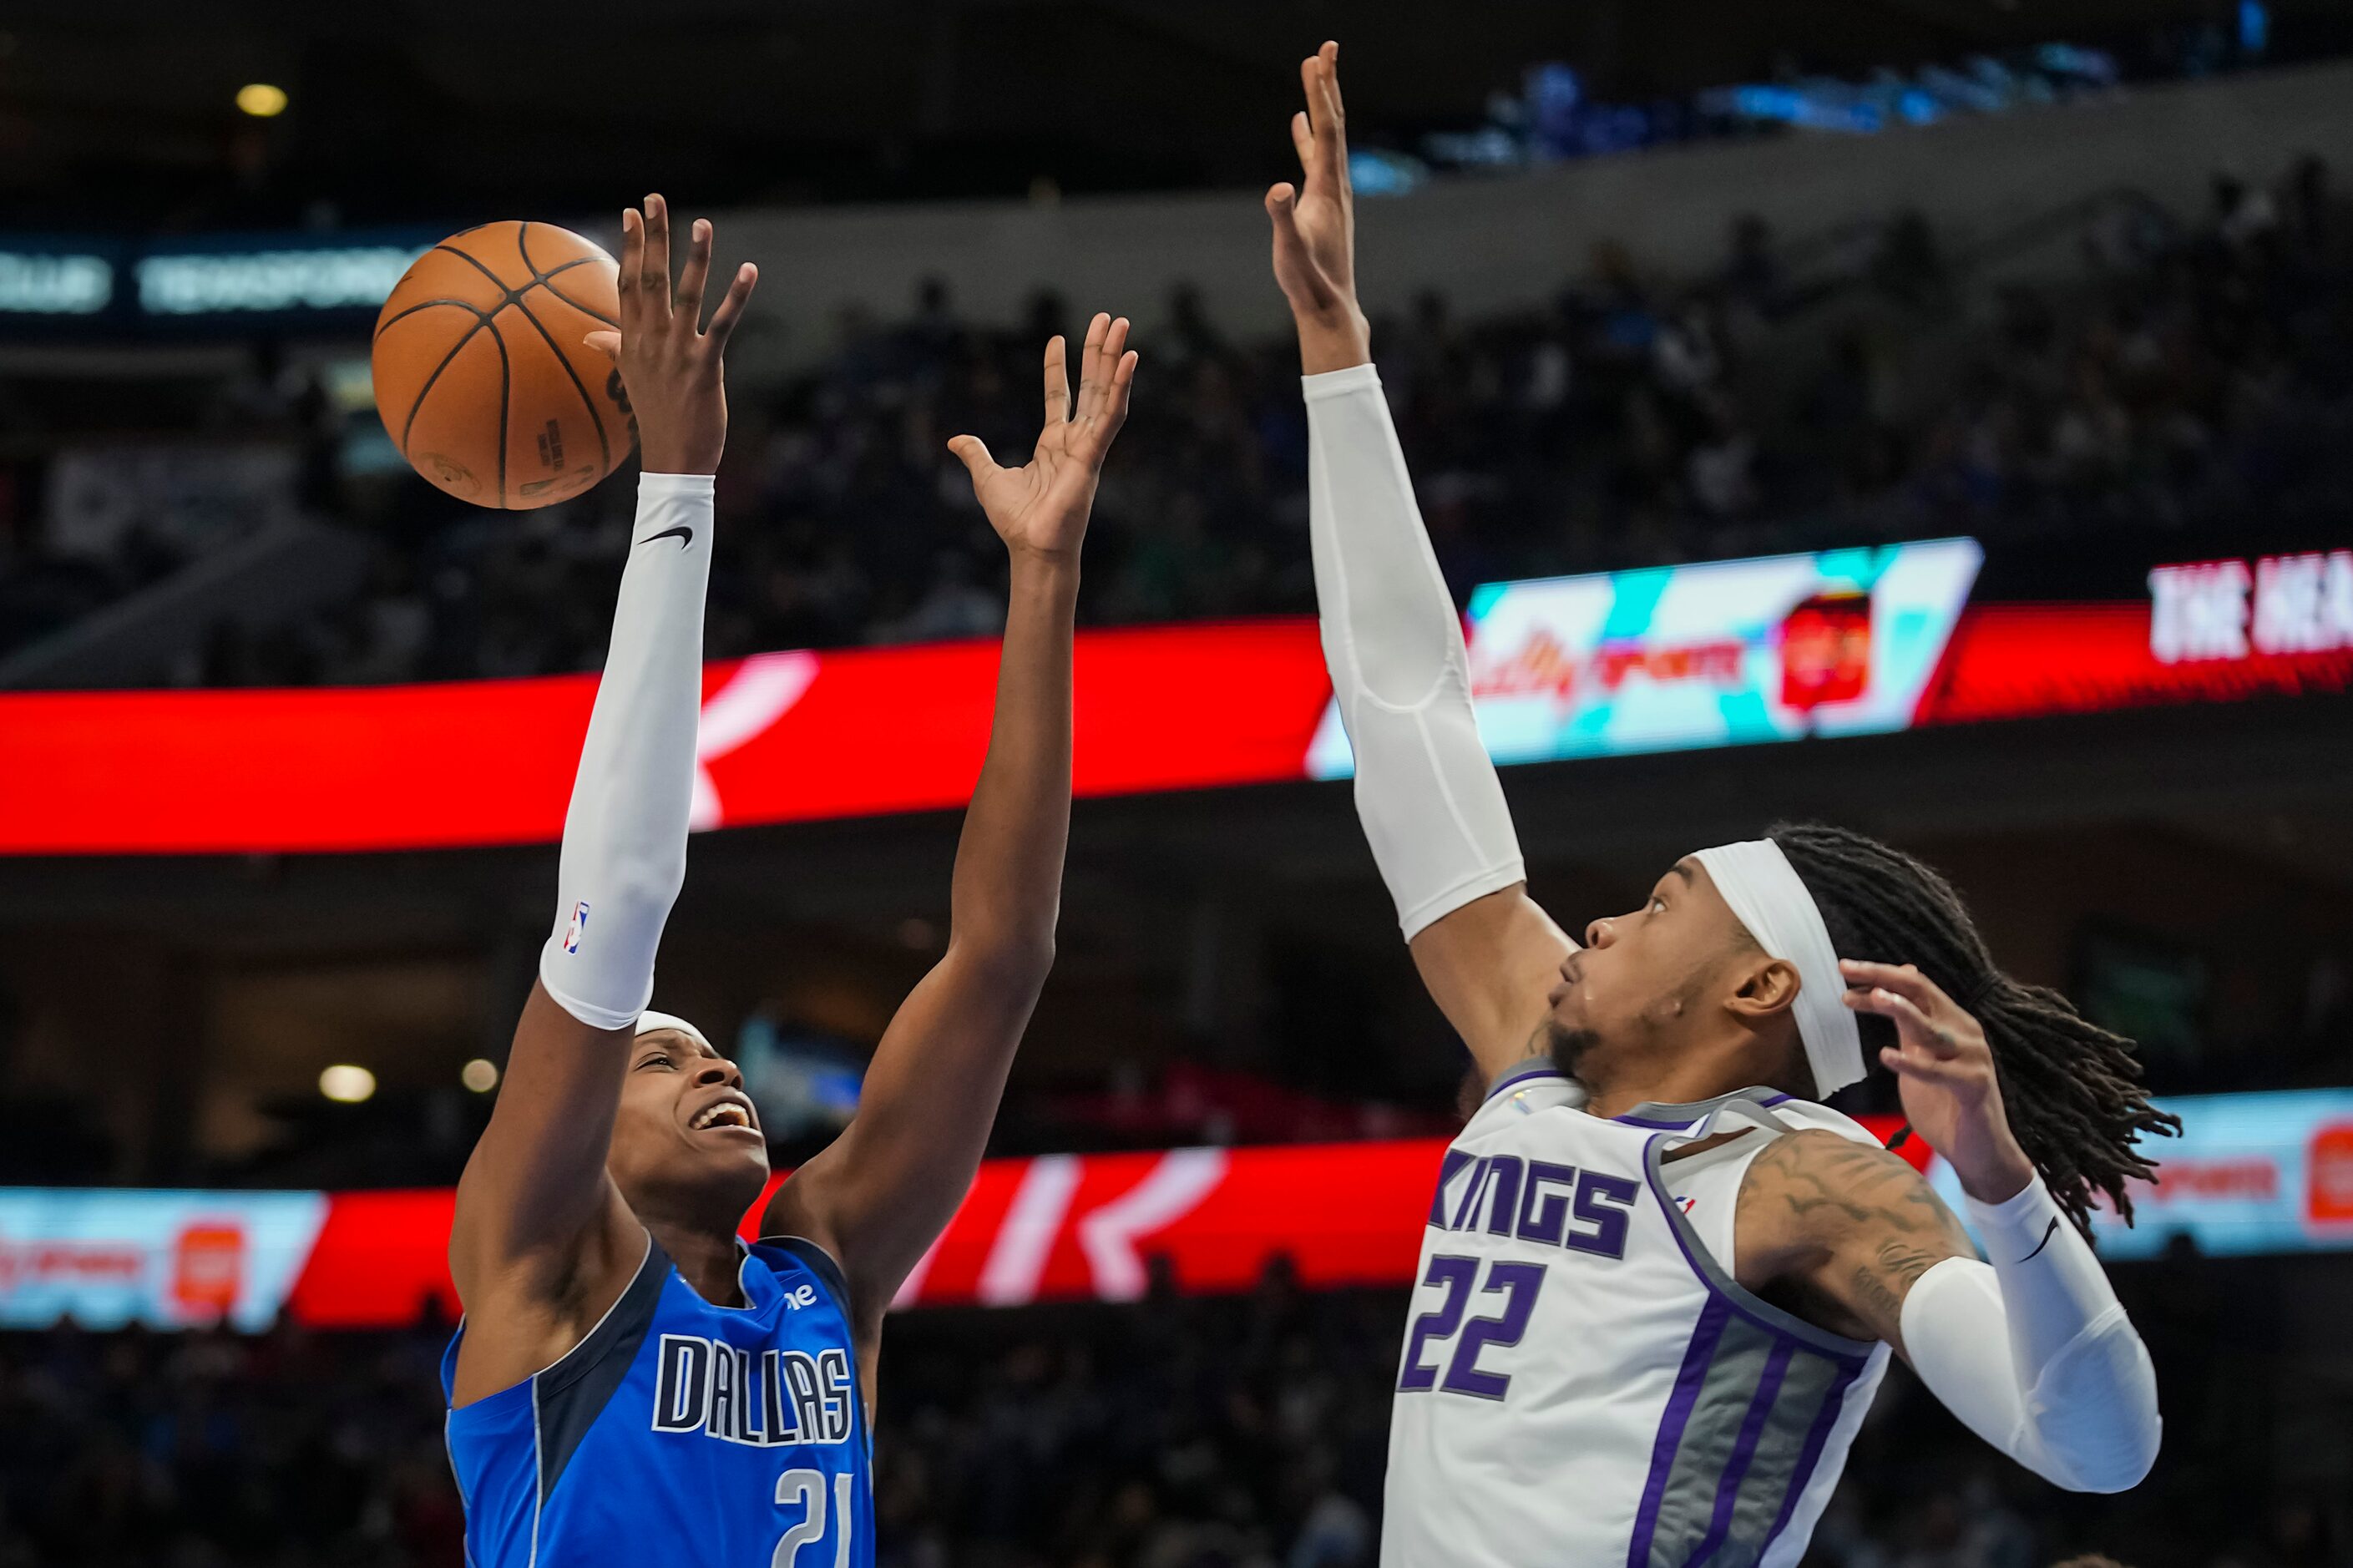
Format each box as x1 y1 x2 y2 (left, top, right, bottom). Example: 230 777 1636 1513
442 1233 875 1568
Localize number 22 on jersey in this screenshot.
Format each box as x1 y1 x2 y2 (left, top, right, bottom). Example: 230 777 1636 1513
1399 1158 1637 1400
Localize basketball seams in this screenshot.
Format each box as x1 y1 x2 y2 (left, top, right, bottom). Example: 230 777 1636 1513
535 278 618 327
442 228 619 328
400 316 493 455
481 316 513 507
431 243 514 296
519 221 620 328
519 225 616 319
375 297 492 340
503 292 612 475
425 245 515 500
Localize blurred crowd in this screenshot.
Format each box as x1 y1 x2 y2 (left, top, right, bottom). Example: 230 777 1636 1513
0 1252 2340 1568
0 156 2346 687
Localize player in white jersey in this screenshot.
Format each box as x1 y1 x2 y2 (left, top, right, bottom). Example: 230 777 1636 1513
1263 43 2175 1566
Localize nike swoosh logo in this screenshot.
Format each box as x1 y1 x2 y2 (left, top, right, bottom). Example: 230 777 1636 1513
2019 1216 2061 1262
639 524 695 549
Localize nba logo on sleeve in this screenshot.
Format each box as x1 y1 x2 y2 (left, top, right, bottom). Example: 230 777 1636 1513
564 901 590 954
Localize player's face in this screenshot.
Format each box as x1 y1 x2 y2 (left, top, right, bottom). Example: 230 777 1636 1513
608 1029 771 1211
1543 857 1755 1083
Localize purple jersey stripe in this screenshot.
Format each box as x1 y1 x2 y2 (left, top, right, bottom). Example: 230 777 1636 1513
1685 1338 1795 1567
1755 1356 1865 1562
1626 1294 1733 1568
1484 1063 1566 1102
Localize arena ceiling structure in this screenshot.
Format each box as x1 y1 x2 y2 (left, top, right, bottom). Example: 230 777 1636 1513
2 0 2342 226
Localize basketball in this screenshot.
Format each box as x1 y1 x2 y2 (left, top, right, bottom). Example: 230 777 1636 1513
371 221 633 509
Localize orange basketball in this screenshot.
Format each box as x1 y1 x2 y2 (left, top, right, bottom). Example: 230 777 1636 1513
371 221 634 509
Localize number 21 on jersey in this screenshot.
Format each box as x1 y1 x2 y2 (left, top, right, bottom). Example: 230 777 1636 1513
774 1469 853 1567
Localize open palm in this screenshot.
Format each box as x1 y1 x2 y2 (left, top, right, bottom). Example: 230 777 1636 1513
950 312 1137 561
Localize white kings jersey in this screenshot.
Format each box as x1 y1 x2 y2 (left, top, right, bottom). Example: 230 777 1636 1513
1382 1066 1891 1568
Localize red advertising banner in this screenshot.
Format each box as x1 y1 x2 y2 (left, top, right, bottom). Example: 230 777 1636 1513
0 620 1331 856
48 1120 1920 1331
3 547 2347 857
24 1088 2353 1331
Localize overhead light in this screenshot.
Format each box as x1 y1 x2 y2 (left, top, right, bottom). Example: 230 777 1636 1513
461 1058 499 1094
236 83 289 119
319 1064 376 1103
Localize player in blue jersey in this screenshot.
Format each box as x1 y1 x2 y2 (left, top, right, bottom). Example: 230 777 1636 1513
441 195 1138 1568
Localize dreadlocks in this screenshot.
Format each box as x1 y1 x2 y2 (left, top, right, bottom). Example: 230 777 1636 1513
1768 821 2179 1234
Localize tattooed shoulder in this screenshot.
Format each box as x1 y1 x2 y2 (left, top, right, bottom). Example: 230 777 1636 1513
1745 1132 1966 1238
1738 1130 1974 1347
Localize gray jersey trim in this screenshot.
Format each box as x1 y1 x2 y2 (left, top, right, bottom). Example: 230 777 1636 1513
1634 1311 1859 1568
1642 1126 1879 1361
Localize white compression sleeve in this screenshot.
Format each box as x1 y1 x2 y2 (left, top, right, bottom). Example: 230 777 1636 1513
537 472 714 1030
1899 1176 2161 1493
1304 363 1525 938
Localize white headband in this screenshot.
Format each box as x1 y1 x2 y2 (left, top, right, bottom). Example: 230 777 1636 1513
634 1009 714 1052
1690 840 1865 1095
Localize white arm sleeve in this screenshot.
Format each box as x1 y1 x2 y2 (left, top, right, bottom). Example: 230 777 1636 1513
1899 1176 2161 1493
536 472 714 1029
1303 363 1525 938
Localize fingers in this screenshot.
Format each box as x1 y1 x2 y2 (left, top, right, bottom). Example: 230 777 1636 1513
1041 334 1070 426
703 262 759 349
1306 43 1347 188
1265 184 1333 311
1088 317 1132 433
1073 312 1111 422
1839 959 1952 1017
1101 346 1139 439
614 207 645 331
1065 321 1136 465
674 217 712 329
1880 1044 1970 1084
945 433 999 485
582 331 620 364
1290 110 1315 175
1847 985 1964 1059
639 194 673 323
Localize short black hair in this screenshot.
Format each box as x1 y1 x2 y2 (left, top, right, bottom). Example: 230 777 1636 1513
1769 822 2178 1234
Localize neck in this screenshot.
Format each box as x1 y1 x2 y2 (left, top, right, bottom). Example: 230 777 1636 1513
1578 1054 1761 1122
641 1211 750 1308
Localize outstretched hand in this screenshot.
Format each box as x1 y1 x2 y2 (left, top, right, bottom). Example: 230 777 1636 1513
949 312 1137 563
584 195 758 476
1265 40 1369 372
1843 959 2036 1204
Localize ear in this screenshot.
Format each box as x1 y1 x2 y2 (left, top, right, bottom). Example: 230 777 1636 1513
1724 953 1804 1027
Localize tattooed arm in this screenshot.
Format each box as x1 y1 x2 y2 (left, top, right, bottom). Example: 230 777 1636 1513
1732 1130 1975 1355
1734 1128 2159 1490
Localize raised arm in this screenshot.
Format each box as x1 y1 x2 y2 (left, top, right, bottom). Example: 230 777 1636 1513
1738 964 2159 1493
1268 41 1572 1080
448 198 757 1401
763 314 1137 1325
